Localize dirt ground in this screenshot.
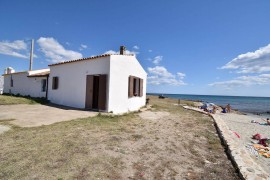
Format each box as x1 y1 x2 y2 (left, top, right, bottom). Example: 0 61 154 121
0 104 97 127
0 96 240 179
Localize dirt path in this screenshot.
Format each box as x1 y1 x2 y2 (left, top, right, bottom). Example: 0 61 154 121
0 104 97 127
109 110 240 179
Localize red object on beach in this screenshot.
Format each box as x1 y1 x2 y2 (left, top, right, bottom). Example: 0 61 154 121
233 132 240 138
252 133 261 140
259 138 270 147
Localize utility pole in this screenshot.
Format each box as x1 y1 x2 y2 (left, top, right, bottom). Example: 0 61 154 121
29 39 34 71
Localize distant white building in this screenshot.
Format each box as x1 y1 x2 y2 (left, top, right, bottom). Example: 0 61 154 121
3 47 147 114
3 69 49 98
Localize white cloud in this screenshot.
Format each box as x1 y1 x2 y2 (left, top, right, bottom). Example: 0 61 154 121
0 40 28 58
148 49 152 52
103 49 138 55
221 44 270 73
209 74 270 88
152 56 163 65
177 72 186 79
37 37 83 63
81 44 87 49
133 45 139 50
147 66 186 86
79 44 88 51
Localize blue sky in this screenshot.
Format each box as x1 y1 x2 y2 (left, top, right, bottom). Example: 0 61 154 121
1 0 270 97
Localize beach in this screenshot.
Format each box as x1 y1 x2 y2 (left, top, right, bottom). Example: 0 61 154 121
184 103 270 179
217 112 270 174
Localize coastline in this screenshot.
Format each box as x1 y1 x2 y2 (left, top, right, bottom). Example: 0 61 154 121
181 103 270 179
147 93 270 118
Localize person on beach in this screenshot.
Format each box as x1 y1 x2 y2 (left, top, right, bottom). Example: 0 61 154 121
221 107 227 113
212 106 217 114
262 118 270 125
226 104 231 113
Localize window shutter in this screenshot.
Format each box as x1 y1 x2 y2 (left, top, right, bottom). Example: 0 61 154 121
128 76 134 97
139 78 143 97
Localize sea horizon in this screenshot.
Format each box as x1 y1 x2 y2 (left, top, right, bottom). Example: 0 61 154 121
147 92 270 98
147 93 270 117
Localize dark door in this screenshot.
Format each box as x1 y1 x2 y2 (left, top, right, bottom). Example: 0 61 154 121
85 74 107 111
85 75 94 109
98 75 107 110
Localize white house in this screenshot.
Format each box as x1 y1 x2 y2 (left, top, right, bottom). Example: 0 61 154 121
3 47 147 114
3 69 50 98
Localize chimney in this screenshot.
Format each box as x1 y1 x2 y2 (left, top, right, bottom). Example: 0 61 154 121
120 46 126 55
29 39 34 71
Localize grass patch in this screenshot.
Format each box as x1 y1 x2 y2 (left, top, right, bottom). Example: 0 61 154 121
0 113 137 179
0 94 48 105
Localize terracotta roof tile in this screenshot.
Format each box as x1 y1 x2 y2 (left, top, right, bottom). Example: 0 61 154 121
48 54 134 66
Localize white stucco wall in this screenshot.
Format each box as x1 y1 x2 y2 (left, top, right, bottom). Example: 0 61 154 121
48 57 110 109
0 76 4 94
48 55 147 113
3 72 47 97
108 55 147 114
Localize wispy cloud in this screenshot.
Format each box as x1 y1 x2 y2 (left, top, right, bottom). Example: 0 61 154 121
37 37 83 63
147 66 186 86
151 55 163 65
209 74 270 88
148 49 152 52
79 44 87 51
0 40 28 58
177 72 186 79
133 45 139 50
221 44 270 73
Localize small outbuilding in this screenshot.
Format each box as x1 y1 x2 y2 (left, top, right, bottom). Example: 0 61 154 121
3 69 50 98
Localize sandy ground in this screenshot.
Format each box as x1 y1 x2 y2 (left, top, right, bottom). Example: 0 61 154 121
0 104 97 127
216 112 270 173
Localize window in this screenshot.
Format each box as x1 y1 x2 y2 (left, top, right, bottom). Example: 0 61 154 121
52 77 59 90
128 76 143 97
10 78 13 87
41 79 47 92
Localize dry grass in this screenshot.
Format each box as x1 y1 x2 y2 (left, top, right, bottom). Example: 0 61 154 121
0 94 47 105
0 95 239 179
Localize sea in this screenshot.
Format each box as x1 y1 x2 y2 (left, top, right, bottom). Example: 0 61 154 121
148 93 270 117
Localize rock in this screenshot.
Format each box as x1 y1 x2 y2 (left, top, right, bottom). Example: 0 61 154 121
247 168 255 173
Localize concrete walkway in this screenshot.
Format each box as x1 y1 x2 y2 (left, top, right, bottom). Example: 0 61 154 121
183 106 270 180
0 104 98 127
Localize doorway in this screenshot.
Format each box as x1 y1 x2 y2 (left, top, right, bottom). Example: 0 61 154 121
85 74 107 110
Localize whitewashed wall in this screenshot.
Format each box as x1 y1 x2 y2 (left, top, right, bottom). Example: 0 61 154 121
3 72 47 97
48 57 110 109
0 76 3 94
108 55 147 114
